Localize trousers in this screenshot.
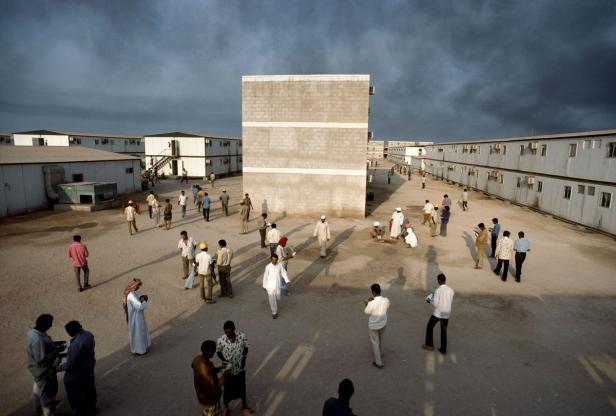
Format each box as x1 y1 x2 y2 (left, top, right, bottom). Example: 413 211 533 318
269 243 278 257
491 235 498 257
515 252 526 281
218 267 232 297
475 245 487 268
267 291 280 315
259 229 267 248
74 266 89 289
425 315 449 352
181 204 186 218
369 327 386 366
182 257 194 279
203 207 210 221
199 274 214 301
222 203 228 216
33 373 58 415
64 370 97 416
494 259 510 280
127 220 138 235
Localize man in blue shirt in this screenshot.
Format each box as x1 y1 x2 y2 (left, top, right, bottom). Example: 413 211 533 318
514 231 531 282
490 218 500 257
323 378 355 416
58 320 96 416
202 192 211 222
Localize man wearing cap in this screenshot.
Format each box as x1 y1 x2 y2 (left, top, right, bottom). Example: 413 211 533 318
370 222 384 241
313 215 331 257
219 188 230 216
195 242 217 303
124 201 139 235
390 208 404 239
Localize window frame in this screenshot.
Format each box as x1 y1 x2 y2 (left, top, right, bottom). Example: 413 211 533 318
600 192 612 208
563 186 572 200
568 143 577 158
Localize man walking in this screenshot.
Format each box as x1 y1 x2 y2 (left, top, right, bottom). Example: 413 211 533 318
421 174 427 189
244 193 254 221
442 194 452 209
440 206 450 237
267 223 281 256
124 201 139 235
27 314 63 416
178 190 188 218
421 200 434 225
197 187 205 213
262 254 290 318
202 192 211 222
257 213 269 248
151 194 161 228
514 231 531 282
462 189 469 211
422 274 454 354
68 235 90 292
178 231 196 280
192 184 199 206
180 167 188 184
209 172 215 188
239 199 249 234
146 191 155 219
474 223 489 269
216 321 253 415
219 188 230 216
195 242 216 304
313 215 331 257
58 321 97 416
192 340 223 416
363 283 389 368
217 240 233 298
494 230 514 281
490 218 500 257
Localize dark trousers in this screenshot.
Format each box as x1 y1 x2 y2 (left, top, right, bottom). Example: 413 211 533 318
203 207 210 221
259 229 267 248
181 205 186 218
422 183 426 189
269 243 278 256
491 235 498 256
180 175 188 183
33 373 58 413
515 252 526 281
65 371 97 416
74 266 89 289
222 203 229 216
494 259 510 280
148 205 153 219
425 315 449 352
218 267 232 297
462 201 468 211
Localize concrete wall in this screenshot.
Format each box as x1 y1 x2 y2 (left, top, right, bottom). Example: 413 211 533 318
421 133 616 235
242 74 370 217
0 159 142 216
367 140 384 159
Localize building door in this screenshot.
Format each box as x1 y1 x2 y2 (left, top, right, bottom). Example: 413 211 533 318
38 138 45 146
171 160 178 176
170 140 178 156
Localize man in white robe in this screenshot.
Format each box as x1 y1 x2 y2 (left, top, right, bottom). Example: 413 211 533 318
262 254 290 319
313 215 331 257
390 208 404 239
126 281 151 355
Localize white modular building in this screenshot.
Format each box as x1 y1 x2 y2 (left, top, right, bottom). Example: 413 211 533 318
143 132 242 178
0 146 142 216
12 130 144 158
387 143 430 165
420 130 616 235
0 132 12 145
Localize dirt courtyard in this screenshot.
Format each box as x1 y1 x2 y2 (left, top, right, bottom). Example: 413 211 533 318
1 162 615 416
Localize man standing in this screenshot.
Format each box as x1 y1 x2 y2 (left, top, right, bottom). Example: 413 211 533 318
216 321 253 415
209 172 215 188
363 283 389 369
262 254 290 318
151 194 161 228
257 213 269 248
494 230 514 281
244 193 254 221
239 200 249 234
267 223 281 256
27 314 62 416
180 167 188 184
219 188 230 216
217 240 234 298
490 218 501 257
442 194 452 209
178 190 188 218
421 174 427 189
68 235 90 292
178 231 196 280
421 200 434 225
202 192 211 222
197 187 205 213
474 223 489 269
440 206 450 236
422 274 454 354
322 379 355 416
275 237 294 296
390 208 404 239
58 321 96 416
192 340 223 416
462 189 469 211
195 242 216 304
146 191 155 219
124 201 138 235
514 231 531 282
313 215 331 257
125 279 150 355
192 184 199 206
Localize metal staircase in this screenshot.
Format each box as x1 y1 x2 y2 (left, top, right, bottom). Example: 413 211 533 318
141 150 177 179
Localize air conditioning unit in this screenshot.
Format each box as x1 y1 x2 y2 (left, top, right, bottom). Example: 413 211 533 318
369 85 375 95
494 144 501 150
527 176 535 185
205 159 211 165
69 137 77 143
102 139 109 144
529 142 538 150
368 131 374 140
205 139 211 144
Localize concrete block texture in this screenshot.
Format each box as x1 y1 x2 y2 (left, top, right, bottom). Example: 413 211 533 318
242 74 370 217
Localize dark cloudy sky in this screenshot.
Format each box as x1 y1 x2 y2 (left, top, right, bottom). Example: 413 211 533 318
1 0 615 142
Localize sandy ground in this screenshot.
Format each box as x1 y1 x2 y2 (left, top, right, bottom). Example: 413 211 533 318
1 162 615 416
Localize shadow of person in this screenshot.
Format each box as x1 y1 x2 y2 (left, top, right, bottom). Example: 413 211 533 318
425 245 443 281
261 199 268 215
389 266 407 289
462 231 477 260
95 250 178 287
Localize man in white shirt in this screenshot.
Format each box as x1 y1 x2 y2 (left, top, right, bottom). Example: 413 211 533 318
421 200 434 225
462 189 469 211
363 283 390 368
195 242 216 303
494 230 515 281
423 274 454 354
124 201 139 235
390 208 404 239
267 223 281 256
178 190 188 218
178 230 196 280
313 215 331 257
262 254 290 319
216 239 233 298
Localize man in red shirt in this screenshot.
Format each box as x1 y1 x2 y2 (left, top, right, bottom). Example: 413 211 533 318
68 235 90 292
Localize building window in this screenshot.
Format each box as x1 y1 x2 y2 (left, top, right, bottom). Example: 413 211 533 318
502 145 506 155
537 181 543 192
592 139 601 149
608 143 616 158
564 186 572 199
499 174 504 184
72 173 83 182
583 140 591 149
578 185 585 194
541 144 547 157
95 139 99 145
587 186 595 196
125 167 133 174
520 145 525 155
516 177 521 188
111 139 115 145
568 143 577 157
38 138 45 146
601 192 612 208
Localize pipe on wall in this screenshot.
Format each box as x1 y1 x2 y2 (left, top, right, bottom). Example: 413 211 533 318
42 165 65 200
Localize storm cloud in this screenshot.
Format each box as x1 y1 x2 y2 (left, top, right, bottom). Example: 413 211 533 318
0 0 615 141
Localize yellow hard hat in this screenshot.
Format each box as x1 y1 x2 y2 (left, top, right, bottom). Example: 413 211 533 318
199 242 208 250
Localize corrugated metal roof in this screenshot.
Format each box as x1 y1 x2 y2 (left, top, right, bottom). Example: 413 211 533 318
0 146 140 165
144 131 241 140
12 130 141 139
